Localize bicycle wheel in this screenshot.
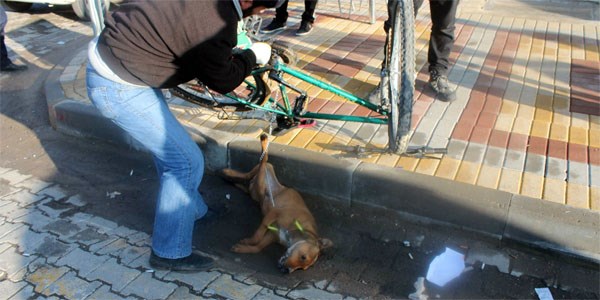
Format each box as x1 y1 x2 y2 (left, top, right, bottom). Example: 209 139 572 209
170 74 268 110
384 0 415 154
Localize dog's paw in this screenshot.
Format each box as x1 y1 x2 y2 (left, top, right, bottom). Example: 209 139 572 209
238 238 253 245
231 244 245 253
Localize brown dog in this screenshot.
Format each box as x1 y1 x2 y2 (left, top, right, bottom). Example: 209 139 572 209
220 134 333 273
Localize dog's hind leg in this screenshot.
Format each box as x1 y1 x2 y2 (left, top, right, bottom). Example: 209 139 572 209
220 164 260 184
232 233 276 253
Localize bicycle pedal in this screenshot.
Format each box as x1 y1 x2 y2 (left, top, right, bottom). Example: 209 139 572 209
297 119 316 128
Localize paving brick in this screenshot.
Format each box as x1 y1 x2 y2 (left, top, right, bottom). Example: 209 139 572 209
64 194 86 207
503 149 526 171
7 284 34 300
67 227 110 246
523 153 546 176
545 157 567 180
167 286 204 300
126 231 151 246
207 274 262 300
288 283 344 300
95 238 130 257
435 156 461 180
566 183 590 209
38 185 69 201
0 200 24 221
42 219 83 238
0 222 25 239
542 178 567 204
56 247 109 277
0 182 19 199
15 210 53 231
106 225 138 238
27 265 70 294
476 165 501 189
498 168 522 194
2 189 46 207
567 161 590 185
86 285 132 300
0 170 31 185
164 270 220 293
87 216 119 234
14 178 52 194
253 288 289 300
455 161 481 184
86 258 141 292
0 275 28 298
36 200 71 219
42 271 102 298
121 272 177 299
520 173 544 199
118 245 149 265
33 235 77 264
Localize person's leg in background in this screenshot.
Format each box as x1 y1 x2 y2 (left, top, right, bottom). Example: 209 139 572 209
296 0 318 36
0 6 27 72
262 0 289 33
426 0 459 102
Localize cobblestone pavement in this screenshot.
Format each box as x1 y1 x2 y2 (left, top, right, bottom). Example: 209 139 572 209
0 167 354 300
2 167 599 299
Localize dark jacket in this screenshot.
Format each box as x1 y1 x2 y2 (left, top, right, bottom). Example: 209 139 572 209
96 0 256 92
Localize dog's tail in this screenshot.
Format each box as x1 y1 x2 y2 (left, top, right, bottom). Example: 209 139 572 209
260 133 269 165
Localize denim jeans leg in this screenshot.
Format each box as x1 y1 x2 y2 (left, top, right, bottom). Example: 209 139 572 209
86 65 207 259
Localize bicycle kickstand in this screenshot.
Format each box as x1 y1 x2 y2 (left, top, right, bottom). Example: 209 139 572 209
404 147 448 158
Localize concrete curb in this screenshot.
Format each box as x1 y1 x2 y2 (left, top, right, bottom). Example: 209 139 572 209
44 48 600 264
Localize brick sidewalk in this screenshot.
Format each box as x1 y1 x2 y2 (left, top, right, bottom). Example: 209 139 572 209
62 1 599 210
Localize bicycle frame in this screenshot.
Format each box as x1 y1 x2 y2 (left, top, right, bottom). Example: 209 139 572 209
229 60 389 125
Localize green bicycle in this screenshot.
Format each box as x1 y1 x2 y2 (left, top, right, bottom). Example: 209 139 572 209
171 0 446 156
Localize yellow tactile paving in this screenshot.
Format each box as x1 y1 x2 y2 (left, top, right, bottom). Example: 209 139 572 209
498 168 522 195
455 161 481 185
569 126 589 145
591 188 600 211
434 157 461 180
414 157 440 176
521 173 545 199
567 184 590 209
543 178 567 204
396 156 419 172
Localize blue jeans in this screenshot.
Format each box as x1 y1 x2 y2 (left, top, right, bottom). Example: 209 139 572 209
86 64 207 259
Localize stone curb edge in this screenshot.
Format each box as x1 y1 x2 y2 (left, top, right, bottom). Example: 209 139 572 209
44 48 600 264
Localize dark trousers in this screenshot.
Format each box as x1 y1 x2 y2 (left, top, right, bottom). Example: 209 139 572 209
275 0 318 23
0 35 10 68
385 0 459 75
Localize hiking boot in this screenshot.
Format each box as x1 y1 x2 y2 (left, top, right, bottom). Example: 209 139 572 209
296 21 313 36
149 251 214 272
428 70 456 102
261 19 286 33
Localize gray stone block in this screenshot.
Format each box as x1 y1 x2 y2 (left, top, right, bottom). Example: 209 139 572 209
42 271 102 299
56 247 109 277
207 274 262 300
121 272 178 299
351 162 512 236
86 258 141 292
504 194 600 262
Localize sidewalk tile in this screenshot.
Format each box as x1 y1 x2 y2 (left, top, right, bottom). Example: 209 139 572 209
520 173 544 199
566 183 590 209
542 178 567 204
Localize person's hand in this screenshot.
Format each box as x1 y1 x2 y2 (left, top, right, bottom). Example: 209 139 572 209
250 42 272 65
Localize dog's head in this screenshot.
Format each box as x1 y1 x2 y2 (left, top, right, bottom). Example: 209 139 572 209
276 227 333 273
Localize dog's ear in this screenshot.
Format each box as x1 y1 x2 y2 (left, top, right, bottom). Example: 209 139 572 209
318 238 333 250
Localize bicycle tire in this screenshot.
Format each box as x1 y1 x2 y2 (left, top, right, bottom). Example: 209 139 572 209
170 74 267 110
385 0 415 154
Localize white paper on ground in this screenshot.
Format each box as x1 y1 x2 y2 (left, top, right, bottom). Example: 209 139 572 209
425 247 465 287
535 287 554 300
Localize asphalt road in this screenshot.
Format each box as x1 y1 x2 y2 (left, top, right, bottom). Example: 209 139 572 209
0 4 598 299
